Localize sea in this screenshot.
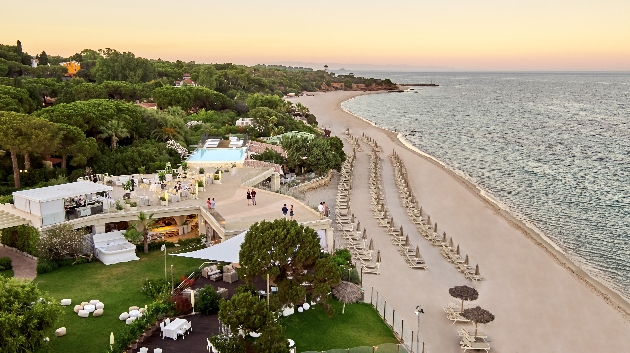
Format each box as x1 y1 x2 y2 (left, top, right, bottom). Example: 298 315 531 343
339 71 630 301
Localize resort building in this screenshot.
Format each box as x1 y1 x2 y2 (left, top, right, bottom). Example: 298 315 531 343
235 118 253 127
60 61 81 77
174 73 198 87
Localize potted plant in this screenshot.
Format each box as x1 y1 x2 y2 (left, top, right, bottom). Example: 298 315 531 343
160 196 168 206
115 200 124 212
131 340 138 350
129 201 138 211
197 180 204 189
122 180 133 199
123 199 131 211
213 173 221 184
158 171 166 189
199 167 205 175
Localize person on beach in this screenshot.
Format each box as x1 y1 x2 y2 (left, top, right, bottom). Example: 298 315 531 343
282 204 288 218
317 202 324 219
290 205 294 220
251 189 257 205
246 189 252 206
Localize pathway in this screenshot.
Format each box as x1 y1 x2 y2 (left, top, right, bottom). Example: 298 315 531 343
0 246 37 280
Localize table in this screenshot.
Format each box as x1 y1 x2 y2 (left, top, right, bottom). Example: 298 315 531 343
162 318 187 340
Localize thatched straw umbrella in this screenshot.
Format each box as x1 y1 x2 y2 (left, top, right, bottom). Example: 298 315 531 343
475 264 480 276
434 222 438 232
456 244 460 255
404 235 410 247
415 246 421 259
448 285 479 313
368 238 374 251
376 250 381 263
399 225 404 236
356 221 361 231
333 281 363 314
461 306 495 338
362 228 367 240
464 254 469 265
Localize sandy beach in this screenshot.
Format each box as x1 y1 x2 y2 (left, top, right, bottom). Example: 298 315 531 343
294 91 630 352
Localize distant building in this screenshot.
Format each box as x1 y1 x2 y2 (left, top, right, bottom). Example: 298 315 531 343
136 102 158 109
175 73 198 87
31 59 39 68
60 61 81 77
235 118 253 127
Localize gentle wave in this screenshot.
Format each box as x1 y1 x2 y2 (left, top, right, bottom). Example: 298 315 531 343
341 72 630 300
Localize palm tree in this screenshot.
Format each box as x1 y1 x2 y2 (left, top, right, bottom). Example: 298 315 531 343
98 120 130 149
134 212 156 254
151 116 185 142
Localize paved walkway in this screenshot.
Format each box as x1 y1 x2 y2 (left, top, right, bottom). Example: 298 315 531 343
0 246 37 280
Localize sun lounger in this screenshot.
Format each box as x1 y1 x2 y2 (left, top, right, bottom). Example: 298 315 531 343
460 336 490 352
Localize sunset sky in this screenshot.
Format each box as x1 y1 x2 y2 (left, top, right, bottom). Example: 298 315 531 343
2 0 629 71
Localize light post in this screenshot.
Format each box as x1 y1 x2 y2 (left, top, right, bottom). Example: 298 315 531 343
161 244 167 281
415 305 424 353
171 265 174 293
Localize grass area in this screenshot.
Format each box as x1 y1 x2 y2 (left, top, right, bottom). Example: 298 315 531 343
0 268 14 277
281 299 399 352
34 250 205 353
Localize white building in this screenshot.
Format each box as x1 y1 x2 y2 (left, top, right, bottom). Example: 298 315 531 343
235 118 253 127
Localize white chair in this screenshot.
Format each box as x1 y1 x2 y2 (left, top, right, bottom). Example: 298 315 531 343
154 349 162 353
159 321 165 337
176 328 185 340
207 338 213 352
164 318 171 326
186 320 192 333
139 348 149 353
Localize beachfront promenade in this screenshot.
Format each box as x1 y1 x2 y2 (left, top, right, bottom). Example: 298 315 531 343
296 91 630 352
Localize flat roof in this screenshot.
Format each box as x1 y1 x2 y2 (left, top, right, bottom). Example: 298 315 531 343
13 181 113 202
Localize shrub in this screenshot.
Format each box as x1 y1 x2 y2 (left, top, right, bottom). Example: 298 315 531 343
171 295 192 315
234 283 257 296
199 167 205 174
141 278 171 299
36 259 58 274
37 223 91 262
0 225 39 256
184 266 202 280
332 249 352 266
0 257 12 271
341 267 361 284
135 240 175 252
197 285 220 315
0 195 13 204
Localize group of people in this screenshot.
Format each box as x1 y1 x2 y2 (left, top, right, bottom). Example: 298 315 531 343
246 188 257 205
206 197 216 213
318 202 329 219
282 204 295 220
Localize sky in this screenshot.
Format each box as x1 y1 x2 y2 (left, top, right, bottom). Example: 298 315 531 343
2 0 630 71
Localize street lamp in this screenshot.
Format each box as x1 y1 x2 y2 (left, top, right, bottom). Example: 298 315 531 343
415 305 424 353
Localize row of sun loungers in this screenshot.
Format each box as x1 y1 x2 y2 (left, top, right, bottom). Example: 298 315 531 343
389 152 483 281
368 148 426 270
360 133 381 152
345 134 362 152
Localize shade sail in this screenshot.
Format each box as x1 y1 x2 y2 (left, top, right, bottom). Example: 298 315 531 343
12 181 112 202
172 231 246 263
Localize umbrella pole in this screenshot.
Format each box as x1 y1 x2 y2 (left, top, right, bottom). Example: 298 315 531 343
461 299 464 313
475 322 479 338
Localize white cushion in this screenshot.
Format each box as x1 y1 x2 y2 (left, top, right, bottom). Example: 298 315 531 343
80 301 89 307
282 307 295 317
126 318 134 325
73 305 83 313
95 302 104 309
93 309 104 317
55 327 66 337
78 310 89 318
154 349 162 353
129 310 140 318
84 305 96 313
60 299 72 306
89 300 100 305
140 348 149 353
129 305 139 312
298 307 304 313
119 312 129 321
303 303 310 310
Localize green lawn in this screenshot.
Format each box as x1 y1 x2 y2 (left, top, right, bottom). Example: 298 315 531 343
0 268 14 277
34 250 205 353
281 299 399 352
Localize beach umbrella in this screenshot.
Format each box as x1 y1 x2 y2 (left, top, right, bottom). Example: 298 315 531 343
351 214 355 223
427 215 431 225
376 250 382 264
191 289 195 314
465 254 469 265
456 244 460 255
389 217 394 228
415 246 420 259
356 221 361 231
449 237 454 248
475 264 480 276
434 222 438 232
399 225 404 236
449 285 479 313
362 228 367 240
462 306 495 338
333 281 363 313
404 235 410 247
110 332 114 347
380 203 385 212
419 206 423 215
369 238 374 250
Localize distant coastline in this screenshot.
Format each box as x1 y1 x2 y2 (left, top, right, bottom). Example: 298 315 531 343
338 92 630 321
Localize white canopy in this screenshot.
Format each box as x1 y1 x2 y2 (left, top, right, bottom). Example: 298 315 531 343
13 181 112 202
172 231 246 263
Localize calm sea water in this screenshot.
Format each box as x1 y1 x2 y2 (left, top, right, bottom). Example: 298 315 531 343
341 72 630 299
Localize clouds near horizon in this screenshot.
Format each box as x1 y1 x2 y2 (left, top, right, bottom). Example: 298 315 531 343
2 0 629 71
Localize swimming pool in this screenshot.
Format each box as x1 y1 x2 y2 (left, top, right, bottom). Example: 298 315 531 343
187 147 247 163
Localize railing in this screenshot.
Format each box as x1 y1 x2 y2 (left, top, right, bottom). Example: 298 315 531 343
362 287 428 353
241 167 276 186
302 343 409 353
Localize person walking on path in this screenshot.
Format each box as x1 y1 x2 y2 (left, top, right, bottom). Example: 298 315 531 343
210 198 216 213
290 205 294 220
251 189 257 205
246 189 252 206
317 202 324 219
207 197 212 211
323 202 329 218
282 204 288 218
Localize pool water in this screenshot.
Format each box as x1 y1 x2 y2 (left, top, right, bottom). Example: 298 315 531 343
187 147 247 162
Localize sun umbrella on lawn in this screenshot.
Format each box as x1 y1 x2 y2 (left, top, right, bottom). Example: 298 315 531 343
461 306 495 338
449 285 479 313
333 281 363 314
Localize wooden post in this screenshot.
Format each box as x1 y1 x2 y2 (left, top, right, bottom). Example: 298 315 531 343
411 331 414 353
393 309 395 329
401 319 404 343
371 287 374 304
384 300 387 321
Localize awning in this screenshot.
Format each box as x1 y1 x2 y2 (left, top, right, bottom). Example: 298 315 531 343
172 231 246 263
12 181 113 202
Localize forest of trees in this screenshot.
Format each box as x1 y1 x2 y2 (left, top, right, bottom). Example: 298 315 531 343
0 40 393 195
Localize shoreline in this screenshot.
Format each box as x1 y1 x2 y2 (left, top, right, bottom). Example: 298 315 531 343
336 92 630 320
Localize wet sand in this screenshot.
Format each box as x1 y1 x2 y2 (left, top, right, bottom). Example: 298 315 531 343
294 91 630 352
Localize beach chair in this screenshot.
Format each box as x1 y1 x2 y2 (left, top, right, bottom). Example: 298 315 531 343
445 307 471 324
460 336 490 352
362 262 380 275
458 327 488 342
